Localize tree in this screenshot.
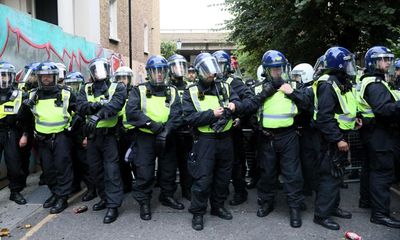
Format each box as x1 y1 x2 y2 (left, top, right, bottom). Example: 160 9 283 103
225 0 400 71
160 41 177 59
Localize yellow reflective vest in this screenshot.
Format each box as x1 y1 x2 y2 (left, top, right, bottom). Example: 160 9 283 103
313 75 357 131
0 90 23 119
31 89 72 134
85 82 118 128
188 83 233 133
138 84 177 134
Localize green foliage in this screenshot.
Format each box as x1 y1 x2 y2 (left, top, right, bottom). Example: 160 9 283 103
388 27 400 58
160 41 177 59
225 0 400 68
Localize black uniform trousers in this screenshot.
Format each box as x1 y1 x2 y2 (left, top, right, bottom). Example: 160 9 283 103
361 125 396 216
231 126 248 196
257 128 304 208
118 129 135 192
299 127 320 193
36 131 73 197
173 131 193 193
0 129 26 192
71 138 95 192
132 130 178 204
87 129 123 208
188 132 234 215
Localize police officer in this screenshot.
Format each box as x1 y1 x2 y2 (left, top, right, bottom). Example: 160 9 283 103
187 65 197 83
212 50 257 206
126 55 184 221
0 61 28 205
167 54 193 200
255 50 307 228
65 72 97 201
291 63 319 196
182 52 241 231
23 61 75 214
114 66 135 193
77 58 126 224
313 47 357 230
357 46 400 228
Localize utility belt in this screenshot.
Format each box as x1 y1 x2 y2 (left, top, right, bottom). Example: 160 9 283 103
34 130 63 142
94 127 116 136
262 126 295 137
195 129 232 139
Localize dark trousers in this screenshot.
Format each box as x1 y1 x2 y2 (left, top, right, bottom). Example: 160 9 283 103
174 131 193 192
118 130 135 192
87 132 123 208
36 132 73 197
71 138 95 191
0 129 26 192
188 132 234 215
361 126 396 216
231 127 248 196
132 130 178 204
299 127 320 193
257 129 304 208
314 141 344 218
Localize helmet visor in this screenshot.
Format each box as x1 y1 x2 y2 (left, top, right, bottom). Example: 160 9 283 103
65 80 83 92
115 75 132 87
265 64 290 81
169 60 187 78
343 55 357 77
0 71 13 89
196 56 221 82
38 74 57 90
89 62 108 81
148 67 168 86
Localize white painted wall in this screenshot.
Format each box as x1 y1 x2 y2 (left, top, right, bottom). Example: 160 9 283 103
57 0 74 34
73 0 100 44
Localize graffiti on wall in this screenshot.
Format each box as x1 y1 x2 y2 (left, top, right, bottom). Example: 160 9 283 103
0 4 124 81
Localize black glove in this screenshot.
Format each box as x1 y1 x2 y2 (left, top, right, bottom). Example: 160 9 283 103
272 79 285 89
89 102 102 113
23 98 36 108
211 108 232 133
85 115 101 134
155 127 170 155
257 82 276 101
329 144 350 178
146 121 164 134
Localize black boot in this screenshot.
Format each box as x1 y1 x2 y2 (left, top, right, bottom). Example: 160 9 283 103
50 197 68 214
92 199 107 211
257 202 274 218
289 208 302 228
159 196 184 210
313 216 340 230
43 194 58 208
192 215 204 231
229 192 247 206
82 189 97 202
10 192 27 205
371 212 400 228
332 208 352 219
103 208 119 224
210 207 232 220
140 203 151 221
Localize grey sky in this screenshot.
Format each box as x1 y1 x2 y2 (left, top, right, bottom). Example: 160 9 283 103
160 0 232 30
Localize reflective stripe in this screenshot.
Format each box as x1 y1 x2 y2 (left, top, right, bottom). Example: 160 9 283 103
338 115 356 122
189 86 202 112
226 77 233 85
263 114 294 119
138 85 148 115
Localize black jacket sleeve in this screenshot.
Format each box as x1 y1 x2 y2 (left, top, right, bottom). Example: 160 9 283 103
97 83 126 119
125 86 152 127
76 85 91 115
364 82 400 120
286 87 312 112
67 90 77 114
164 88 183 131
230 78 259 115
182 88 217 127
315 82 343 143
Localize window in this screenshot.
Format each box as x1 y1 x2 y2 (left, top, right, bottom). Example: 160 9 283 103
144 24 149 54
109 0 119 41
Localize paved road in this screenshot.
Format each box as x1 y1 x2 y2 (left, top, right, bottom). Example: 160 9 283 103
1 174 399 240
